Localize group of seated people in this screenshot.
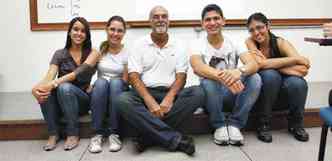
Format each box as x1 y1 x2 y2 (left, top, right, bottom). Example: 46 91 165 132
31 3 331 155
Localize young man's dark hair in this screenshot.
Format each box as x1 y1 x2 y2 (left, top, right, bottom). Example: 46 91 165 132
201 4 224 20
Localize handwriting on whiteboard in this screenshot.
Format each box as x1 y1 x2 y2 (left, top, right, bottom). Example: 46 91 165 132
46 0 81 17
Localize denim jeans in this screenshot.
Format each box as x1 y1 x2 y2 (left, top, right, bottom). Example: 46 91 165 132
255 69 308 128
40 82 90 136
200 74 262 129
114 86 205 151
90 78 128 136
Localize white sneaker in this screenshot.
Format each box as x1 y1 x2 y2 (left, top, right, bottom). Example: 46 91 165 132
88 134 103 153
109 134 122 152
228 126 244 146
214 126 229 145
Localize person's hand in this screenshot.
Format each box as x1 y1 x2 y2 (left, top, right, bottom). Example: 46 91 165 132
32 85 50 104
148 104 164 118
85 85 93 93
279 65 309 77
295 56 310 68
250 49 266 58
294 65 309 76
249 50 267 68
160 97 174 114
228 80 245 94
218 69 242 87
40 82 55 92
323 23 332 37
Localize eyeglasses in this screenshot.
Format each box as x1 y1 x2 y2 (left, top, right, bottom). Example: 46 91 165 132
248 25 266 33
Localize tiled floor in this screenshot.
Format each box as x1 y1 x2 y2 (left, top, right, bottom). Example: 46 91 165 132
0 127 330 161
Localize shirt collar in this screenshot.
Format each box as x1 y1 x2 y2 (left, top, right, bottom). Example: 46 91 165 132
144 34 174 48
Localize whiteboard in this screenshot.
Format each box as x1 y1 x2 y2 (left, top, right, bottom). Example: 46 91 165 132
30 0 332 31
37 0 332 23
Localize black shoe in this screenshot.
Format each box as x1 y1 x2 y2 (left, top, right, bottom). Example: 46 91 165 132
257 124 272 143
176 135 195 156
288 127 309 142
132 137 150 153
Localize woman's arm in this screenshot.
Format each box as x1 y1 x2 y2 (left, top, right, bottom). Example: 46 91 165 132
44 49 100 91
31 65 58 103
239 52 259 75
39 65 59 84
245 38 310 70
279 65 309 77
276 39 310 76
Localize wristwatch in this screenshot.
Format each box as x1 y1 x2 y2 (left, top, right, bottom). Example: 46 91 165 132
238 66 247 75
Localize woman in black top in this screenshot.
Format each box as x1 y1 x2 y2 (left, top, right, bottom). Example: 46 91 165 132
245 13 310 143
32 17 99 151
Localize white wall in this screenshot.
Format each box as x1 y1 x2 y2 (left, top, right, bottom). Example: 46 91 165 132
1 0 332 93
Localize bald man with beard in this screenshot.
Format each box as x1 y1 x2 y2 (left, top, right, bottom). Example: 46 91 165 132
114 6 205 155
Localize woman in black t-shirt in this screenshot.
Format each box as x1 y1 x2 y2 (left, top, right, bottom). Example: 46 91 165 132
245 13 310 143
32 17 99 151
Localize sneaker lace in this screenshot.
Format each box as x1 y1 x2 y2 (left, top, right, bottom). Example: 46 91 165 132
91 135 102 145
109 134 121 145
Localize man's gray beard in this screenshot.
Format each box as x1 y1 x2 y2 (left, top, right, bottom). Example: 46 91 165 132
155 26 167 33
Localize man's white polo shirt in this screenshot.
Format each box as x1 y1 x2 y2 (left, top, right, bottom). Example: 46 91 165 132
128 34 188 88
190 34 247 70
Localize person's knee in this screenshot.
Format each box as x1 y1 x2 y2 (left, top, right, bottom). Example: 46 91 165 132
109 79 126 93
259 69 282 85
188 86 206 103
109 79 124 87
57 82 75 95
200 79 218 93
194 86 206 97
113 92 132 114
285 77 308 93
94 78 109 90
246 73 262 91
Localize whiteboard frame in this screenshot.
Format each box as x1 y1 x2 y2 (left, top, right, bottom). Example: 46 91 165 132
30 0 332 31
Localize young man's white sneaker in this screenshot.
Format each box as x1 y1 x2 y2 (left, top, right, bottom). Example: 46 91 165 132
228 126 244 146
109 134 122 152
88 134 103 153
214 126 229 145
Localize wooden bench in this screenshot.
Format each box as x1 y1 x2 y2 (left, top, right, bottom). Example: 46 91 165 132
0 81 329 140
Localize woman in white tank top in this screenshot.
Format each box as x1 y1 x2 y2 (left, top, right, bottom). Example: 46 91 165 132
88 16 128 153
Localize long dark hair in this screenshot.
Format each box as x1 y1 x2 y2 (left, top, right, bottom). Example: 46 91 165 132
246 13 281 58
65 17 92 60
100 16 127 56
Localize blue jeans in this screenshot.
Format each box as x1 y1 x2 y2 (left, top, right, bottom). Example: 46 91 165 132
114 86 205 151
200 74 262 129
255 69 308 128
40 82 90 136
90 78 128 136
